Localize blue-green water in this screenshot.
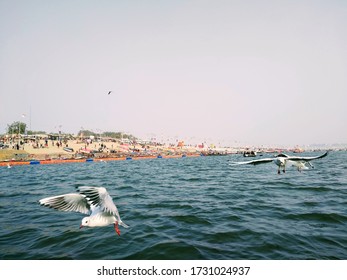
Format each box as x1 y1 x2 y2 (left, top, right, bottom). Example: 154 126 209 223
0 151 346 260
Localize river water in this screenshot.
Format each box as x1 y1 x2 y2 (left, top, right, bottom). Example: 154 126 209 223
0 151 346 259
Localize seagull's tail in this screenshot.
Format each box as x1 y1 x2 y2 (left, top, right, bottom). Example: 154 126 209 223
118 219 129 228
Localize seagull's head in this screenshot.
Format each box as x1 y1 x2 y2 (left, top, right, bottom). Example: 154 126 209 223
80 217 90 229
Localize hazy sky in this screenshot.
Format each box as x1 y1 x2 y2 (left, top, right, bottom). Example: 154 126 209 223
1 0 346 146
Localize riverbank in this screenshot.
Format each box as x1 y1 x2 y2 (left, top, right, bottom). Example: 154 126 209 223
0 138 208 166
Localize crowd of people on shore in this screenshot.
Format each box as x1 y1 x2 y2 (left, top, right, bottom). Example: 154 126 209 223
0 135 207 161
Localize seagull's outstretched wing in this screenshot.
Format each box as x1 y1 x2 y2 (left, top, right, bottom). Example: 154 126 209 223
230 158 274 166
77 186 119 216
287 151 328 162
39 193 90 214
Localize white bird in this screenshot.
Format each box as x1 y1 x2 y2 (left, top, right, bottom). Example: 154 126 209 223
39 186 129 236
230 151 328 174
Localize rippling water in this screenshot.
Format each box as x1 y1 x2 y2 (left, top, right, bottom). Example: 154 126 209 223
0 151 346 259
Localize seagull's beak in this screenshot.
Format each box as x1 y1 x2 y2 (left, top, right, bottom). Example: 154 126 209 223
79 224 83 229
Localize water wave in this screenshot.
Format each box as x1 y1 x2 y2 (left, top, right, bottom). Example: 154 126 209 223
0 151 346 259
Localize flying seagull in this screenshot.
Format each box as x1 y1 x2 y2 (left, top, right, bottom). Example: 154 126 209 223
39 186 129 236
108 91 112 95
230 151 328 174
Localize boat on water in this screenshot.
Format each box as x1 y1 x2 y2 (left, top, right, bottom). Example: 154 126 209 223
243 151 257 157
63 147 74 153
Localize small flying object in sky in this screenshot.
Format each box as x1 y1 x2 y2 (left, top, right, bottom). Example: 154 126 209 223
108 91 112 95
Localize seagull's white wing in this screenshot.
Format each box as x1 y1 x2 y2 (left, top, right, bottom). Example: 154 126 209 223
287 151 328 162
230 158 274 165
78 186 119 216
39 193 90 214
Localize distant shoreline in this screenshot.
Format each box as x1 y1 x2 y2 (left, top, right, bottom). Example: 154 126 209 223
1 136 341 167
0 153 203 167
0 137 218 165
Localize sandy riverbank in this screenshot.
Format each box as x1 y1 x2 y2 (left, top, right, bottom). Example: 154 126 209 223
0 139 202 162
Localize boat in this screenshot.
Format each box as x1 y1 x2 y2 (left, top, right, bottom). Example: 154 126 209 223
243 151 257 157
63 147 74 153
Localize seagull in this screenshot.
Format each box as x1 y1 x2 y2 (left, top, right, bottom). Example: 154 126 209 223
39 186 129 236
107 91 112 95
230 151 328 174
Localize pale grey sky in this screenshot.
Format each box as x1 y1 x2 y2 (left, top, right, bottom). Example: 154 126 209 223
1 0 346 146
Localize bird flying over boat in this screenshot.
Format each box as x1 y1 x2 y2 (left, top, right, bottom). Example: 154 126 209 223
230 151 329 174
39 186 129 236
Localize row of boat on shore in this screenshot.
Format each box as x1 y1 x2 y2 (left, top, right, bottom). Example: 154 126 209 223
0 153 207 167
